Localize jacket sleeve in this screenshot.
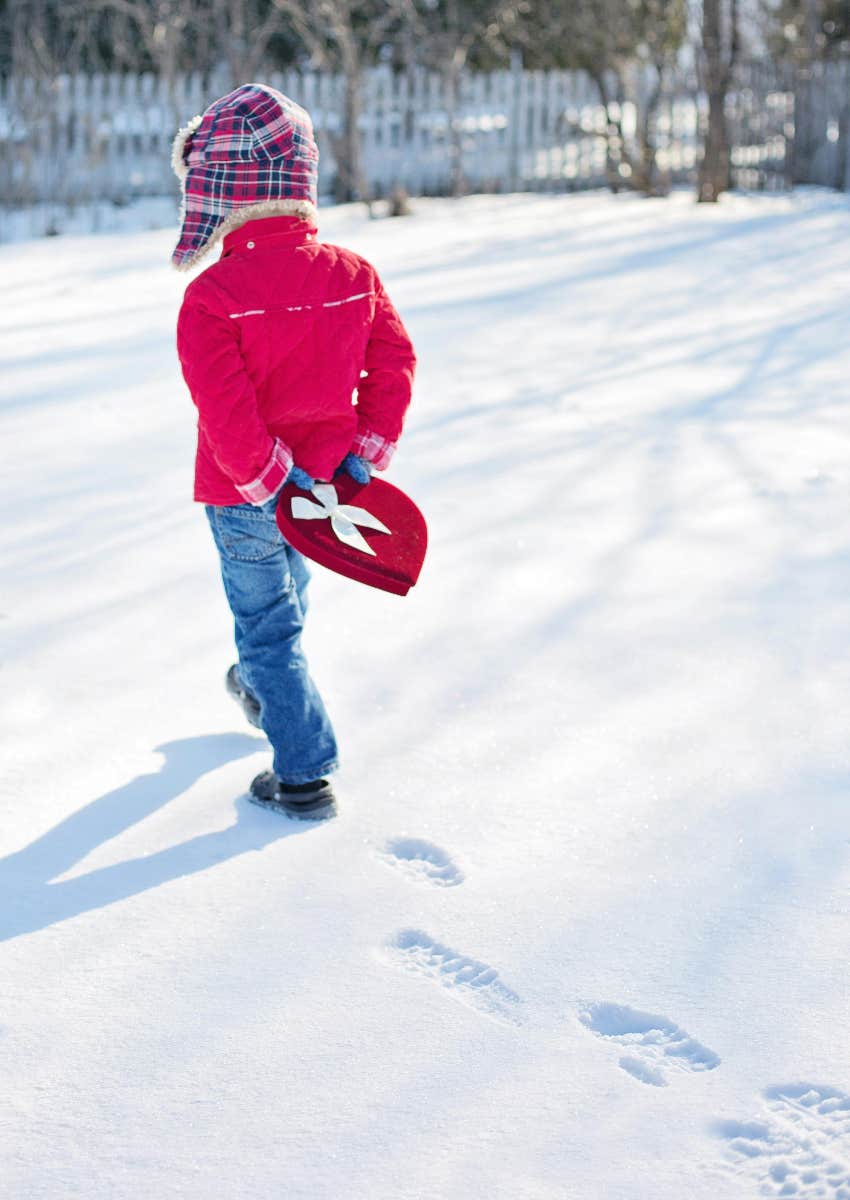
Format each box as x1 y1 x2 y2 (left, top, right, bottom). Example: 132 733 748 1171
177 289 292 504
351 279 416 471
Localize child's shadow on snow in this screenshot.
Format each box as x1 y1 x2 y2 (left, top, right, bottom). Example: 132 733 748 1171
0 734 309 944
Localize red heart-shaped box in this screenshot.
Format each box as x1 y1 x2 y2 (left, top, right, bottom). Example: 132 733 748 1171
275 474 428 596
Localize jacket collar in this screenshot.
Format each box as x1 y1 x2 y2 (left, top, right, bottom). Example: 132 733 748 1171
222 216 319 256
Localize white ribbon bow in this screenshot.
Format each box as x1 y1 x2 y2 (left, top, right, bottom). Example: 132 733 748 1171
291 483 391 557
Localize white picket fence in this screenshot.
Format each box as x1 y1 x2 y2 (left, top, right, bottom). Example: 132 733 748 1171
0 65 700 206
0 61 846 207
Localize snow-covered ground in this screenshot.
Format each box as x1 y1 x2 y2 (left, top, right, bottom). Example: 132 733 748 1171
0 196 181 246
2 189 850 1199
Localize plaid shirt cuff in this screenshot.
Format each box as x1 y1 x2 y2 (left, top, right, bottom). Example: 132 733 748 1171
235 438 294 505
351 429 397 471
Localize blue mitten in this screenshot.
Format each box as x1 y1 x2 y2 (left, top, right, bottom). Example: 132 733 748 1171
287 464 315 491
340 453 373 485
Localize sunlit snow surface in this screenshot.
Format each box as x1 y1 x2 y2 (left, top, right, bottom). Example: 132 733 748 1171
2 190 850 1199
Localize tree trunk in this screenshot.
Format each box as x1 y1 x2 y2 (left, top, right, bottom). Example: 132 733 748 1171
634 66 667 197
444 58 465 198
836 78 850 193
591 70 624 193
697 0 732 203
333 64 368 204
698 87 730 201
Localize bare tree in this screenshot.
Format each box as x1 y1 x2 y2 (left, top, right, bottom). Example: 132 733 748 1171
80 0 199 95
525 0 686 195
208 0 292 85
407 0 532 196
269 0 416 203
2 0 92 212
697 0 740 201
627 0 688 195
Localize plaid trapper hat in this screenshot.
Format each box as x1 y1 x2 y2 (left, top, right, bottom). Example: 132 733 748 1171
171 83 319 271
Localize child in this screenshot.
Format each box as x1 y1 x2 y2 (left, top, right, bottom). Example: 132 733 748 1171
173 84 416 819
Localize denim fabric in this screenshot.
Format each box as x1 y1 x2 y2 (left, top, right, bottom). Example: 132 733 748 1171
205 497 338 784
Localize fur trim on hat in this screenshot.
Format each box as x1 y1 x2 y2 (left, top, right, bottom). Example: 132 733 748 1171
171 113 203 182
172 197 319 272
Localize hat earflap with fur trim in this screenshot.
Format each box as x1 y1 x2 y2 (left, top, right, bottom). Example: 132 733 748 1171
173 198 318 272
171 113 203 183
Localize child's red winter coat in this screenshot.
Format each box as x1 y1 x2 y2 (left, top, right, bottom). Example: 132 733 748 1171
177 215 416 506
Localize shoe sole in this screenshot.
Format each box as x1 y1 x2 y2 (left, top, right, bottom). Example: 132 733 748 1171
247 791 337 820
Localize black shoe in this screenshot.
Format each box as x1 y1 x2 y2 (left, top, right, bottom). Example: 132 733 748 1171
226 664 262 729
249 770 337 820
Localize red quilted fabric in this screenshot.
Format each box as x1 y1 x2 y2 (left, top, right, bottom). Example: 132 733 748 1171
176 215 416 505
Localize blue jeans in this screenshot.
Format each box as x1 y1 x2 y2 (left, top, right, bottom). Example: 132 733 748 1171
205 498 339 784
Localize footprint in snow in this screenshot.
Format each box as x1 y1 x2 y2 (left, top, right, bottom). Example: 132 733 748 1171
579 1001 720 1087
714 1083 850 1198
383 929 523 1025
378 837 464 888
